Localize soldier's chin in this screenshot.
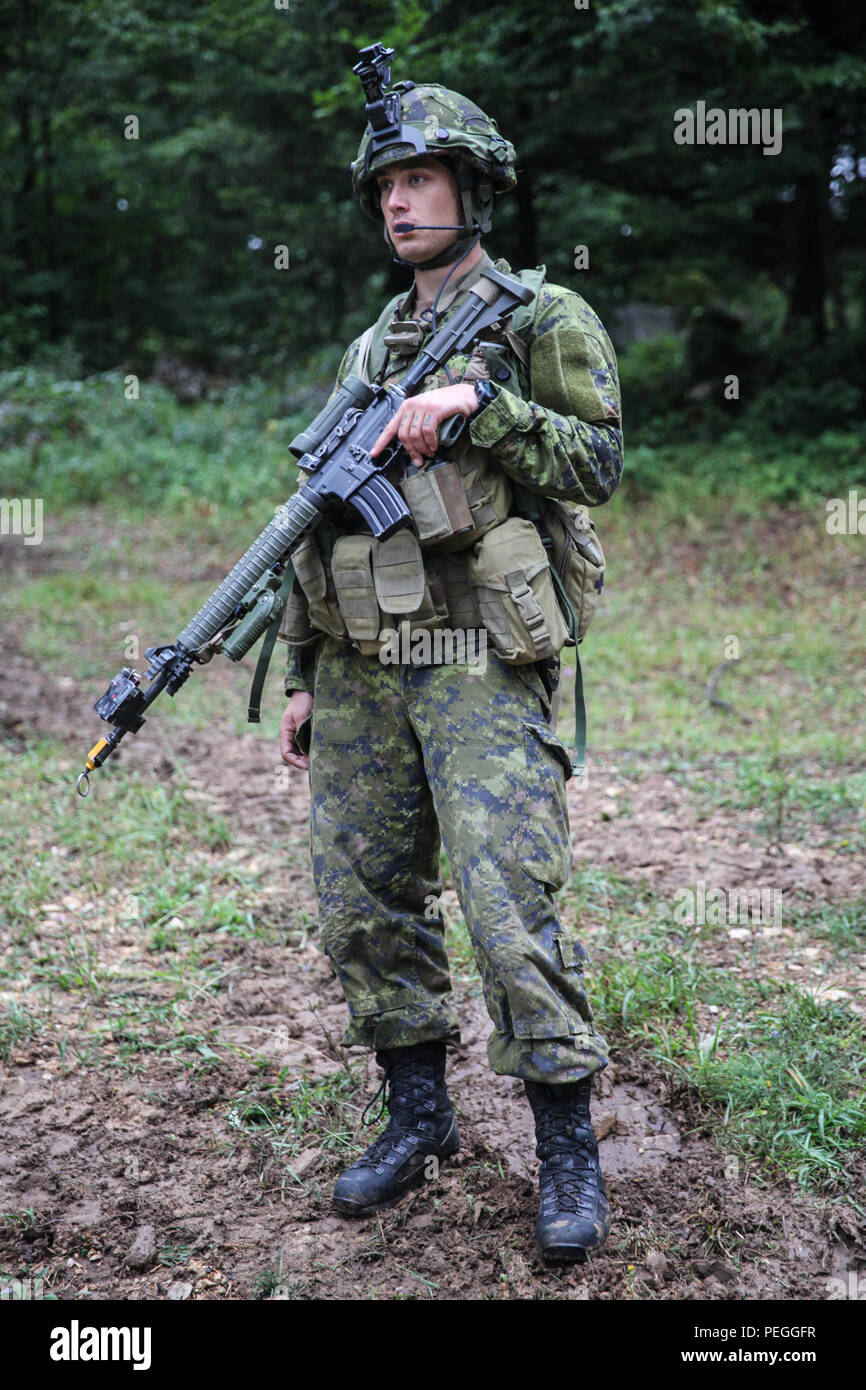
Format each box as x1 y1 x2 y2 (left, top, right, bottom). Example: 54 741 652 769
395 237 431 262
396 232 460 265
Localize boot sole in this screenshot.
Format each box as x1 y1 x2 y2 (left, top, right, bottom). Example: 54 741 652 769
538 1242 590 1265
333 1118 459 1217
538 1215 611 1264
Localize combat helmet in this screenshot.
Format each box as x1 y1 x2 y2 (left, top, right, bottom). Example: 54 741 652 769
350 44 517 258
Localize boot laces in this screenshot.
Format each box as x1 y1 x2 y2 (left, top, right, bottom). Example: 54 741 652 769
355 1058 441 1171
535 1096 602 1216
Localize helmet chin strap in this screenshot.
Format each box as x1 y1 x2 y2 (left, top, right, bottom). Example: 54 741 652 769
386 223 480 270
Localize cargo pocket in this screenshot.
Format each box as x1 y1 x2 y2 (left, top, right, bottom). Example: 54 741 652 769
350 988 415 1017
469 518 569 663
510 925 592 1041
513 720 573 889
512 1011 587 1040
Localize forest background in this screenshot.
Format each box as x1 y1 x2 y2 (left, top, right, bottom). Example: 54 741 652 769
2 0 865 506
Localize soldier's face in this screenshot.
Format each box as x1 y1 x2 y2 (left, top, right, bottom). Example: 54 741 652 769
375 156 463 263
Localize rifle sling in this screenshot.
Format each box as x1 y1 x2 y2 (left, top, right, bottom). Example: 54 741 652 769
247 561 296 724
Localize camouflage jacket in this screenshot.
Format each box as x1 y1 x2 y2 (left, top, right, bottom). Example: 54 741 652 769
284 254 622 695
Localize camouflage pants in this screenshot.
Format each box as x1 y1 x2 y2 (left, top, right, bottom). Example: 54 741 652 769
306 636 608 1083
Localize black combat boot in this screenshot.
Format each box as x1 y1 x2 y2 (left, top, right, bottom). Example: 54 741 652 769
332 1041 459 1215
524 1076 611 1263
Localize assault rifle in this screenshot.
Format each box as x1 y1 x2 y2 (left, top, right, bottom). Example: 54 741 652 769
76 265 534 795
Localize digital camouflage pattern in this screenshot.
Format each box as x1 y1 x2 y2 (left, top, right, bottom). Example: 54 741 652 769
283 250 622 1084
306 635 609 1082
337 255 620 503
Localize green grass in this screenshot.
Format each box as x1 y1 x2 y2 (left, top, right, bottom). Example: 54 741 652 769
252 1259 301 1300
0 742 268 949
787 901 866 954
555 483 865 761
0 1002 42 1060
556 866 866 1191
1 1208 37 1230
0 720 311 1086
654 988 866 1187
225 1068 365 1182
676 755 866 851
156 1245 191 1269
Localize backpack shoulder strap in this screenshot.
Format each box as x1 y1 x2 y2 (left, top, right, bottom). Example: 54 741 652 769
512 265 547 340
355 324 377 387
357 291 406 385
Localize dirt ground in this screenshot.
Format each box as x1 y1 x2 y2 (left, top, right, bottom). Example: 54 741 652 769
1 613 864 1302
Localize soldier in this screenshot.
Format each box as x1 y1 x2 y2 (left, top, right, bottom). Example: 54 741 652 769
278 48 622 1264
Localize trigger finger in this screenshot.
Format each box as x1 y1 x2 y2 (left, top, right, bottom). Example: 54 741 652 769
371 415 398 456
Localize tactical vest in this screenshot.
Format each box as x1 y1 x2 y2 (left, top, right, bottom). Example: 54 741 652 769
280 258 602 669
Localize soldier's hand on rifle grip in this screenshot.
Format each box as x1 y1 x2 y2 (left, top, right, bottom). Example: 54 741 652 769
280 691 314 771
371 383 477 468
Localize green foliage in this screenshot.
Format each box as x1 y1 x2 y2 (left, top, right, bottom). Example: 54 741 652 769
0 0 864 451
7 357 860 514
0 364 311 509
618 333 687 428
620 425 865 504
